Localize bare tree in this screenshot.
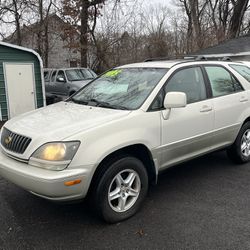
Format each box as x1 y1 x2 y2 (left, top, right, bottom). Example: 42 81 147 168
28 0 55 67
178 0 208 51
229 0 249 38
62 0 108 67
0 0 29 45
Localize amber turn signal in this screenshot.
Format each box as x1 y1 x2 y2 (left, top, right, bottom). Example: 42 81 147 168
64 179 81 186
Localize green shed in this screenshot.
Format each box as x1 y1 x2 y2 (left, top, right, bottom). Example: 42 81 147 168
0 42 45 121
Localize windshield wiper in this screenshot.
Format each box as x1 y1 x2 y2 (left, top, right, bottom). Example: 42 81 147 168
70 98 88 105
70 98 128 110
88 99 128 110
98 102 129 110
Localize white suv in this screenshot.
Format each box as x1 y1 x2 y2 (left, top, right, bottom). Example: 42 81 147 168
1 59 250 223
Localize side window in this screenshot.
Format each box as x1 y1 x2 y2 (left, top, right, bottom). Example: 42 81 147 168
51 70 57 82
230 64 250 82
44 71 50 82
205 66 243 97
165 67 207 104
150 67 207 110
56 70 66 81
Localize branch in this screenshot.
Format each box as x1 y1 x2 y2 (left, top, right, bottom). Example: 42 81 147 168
88 0 105 7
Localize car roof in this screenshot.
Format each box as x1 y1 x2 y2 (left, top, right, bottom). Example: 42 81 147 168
117 59 248 69
43 67 92 71
117 60 186 69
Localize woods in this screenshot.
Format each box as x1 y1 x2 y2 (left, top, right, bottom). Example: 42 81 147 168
0 0 249 71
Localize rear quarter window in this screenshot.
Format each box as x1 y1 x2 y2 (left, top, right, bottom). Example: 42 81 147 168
230 64 250 82
205 66 243 97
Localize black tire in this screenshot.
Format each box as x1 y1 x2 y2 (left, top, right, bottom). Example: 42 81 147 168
93 156 148 223
46 96 55 105
227 122 250 164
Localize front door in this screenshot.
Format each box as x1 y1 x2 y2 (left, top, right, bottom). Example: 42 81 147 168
4 63 36 119
159 66 214 169
54 70 69 97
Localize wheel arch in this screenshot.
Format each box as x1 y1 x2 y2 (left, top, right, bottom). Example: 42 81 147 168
88 144 157 195
242 117 250 125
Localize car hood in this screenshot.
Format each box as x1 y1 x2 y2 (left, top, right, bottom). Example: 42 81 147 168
4 102 131 141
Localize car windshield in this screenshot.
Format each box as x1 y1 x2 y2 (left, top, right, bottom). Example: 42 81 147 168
66 69 95 81
230 64 250 82
69 68 168 110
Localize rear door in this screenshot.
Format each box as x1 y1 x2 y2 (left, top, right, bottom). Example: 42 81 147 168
204 65 248 148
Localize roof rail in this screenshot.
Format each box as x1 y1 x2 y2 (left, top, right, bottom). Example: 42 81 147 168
144 55 186 62
144 57 174 62
195 55 207 61
221 56 232 61
144 55 232 63
187 55 233 62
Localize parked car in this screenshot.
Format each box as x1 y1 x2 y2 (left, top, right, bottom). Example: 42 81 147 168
44 67 97 104
1 59 250 223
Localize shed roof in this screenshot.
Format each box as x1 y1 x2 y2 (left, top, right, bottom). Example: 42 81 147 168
0 42 43 67
193 34 250 56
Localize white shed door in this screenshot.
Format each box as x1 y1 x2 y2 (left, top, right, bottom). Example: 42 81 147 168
4 63 36 119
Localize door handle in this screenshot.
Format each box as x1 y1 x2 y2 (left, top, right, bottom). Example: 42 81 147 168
200 105 212 113
240 96 248 102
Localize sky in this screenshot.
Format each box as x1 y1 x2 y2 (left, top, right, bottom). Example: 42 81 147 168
148 0 172 5
144 0 175 7
0 0 177 39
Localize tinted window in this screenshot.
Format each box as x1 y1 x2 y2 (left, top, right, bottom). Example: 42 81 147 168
44 71 50 82
66 69 94 81
205 66 243 97
230 64 250 82
88 69 97 78
51 70 57 82
165 67 207 104
57 70 66 81
150 67 206 110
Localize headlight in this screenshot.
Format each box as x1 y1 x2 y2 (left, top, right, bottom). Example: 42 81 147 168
29 141 80 171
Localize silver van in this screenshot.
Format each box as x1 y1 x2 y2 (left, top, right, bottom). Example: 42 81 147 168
44 68 97 103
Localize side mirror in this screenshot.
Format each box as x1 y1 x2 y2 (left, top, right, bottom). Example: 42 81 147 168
57 77 66 82
164 91 187 109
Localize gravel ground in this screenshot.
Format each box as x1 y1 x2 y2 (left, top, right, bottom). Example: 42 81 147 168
1 150 250 250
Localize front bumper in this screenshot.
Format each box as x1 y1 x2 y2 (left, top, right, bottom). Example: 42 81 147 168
0 150 94 201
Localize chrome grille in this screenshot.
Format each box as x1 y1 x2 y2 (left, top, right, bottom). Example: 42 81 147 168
1 127 31 154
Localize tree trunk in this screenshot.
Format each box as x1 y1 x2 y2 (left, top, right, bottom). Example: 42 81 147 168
228 0 249 39
43 1 53 68
188 0 202 49
80 0 89 67
44 23 49 67
186 17 193 53
13 0 22 45
37 0 44 59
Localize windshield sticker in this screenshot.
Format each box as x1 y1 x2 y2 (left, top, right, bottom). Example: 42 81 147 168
104 69 122 77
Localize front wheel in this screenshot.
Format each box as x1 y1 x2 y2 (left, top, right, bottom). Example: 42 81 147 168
93 156 148 223
227 122 250 163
